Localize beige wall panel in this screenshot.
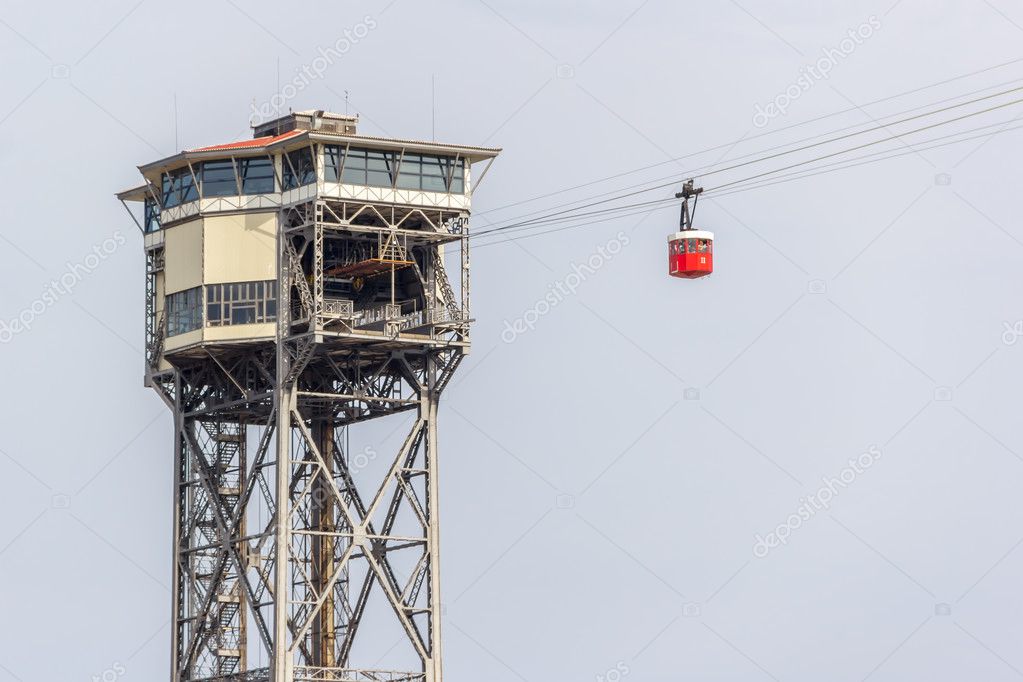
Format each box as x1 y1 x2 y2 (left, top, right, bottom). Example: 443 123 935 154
163 219 204 294
163 327 203 353
204 323 276 343
203 213 277 284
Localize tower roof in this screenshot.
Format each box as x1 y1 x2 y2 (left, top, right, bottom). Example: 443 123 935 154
137 109 501 176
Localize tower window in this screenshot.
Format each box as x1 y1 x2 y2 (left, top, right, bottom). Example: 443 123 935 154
144 197 161 233
327 145 465 193
206 280 277 326
283 147 315 190
166 287 202 336
161 167 198 208
324 145 343 182
200 159 238 197
238 156 275 194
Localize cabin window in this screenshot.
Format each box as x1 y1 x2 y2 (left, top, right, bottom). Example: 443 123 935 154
200 159 238 197
166 287 202 336
239 156 275 194
396 153 422 190
324 145 344 182
206 280 277 326
336 147 399 187
448 158 465 193
161 167 198 208
396 154 464 193
327 144 464 193
144 197 161 233
283 147 315 190
340 147 366 185
366 150 397 187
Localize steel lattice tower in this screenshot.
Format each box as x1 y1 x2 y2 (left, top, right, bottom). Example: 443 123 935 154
119 110 499 682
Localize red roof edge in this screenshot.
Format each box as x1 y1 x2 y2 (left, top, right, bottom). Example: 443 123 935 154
190 128 303 152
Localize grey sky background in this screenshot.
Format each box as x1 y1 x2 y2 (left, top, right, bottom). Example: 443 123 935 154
2 1 1023 680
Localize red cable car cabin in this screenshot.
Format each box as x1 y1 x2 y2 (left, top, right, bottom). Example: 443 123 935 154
668 230 714 278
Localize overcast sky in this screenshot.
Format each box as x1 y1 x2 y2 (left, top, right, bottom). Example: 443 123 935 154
2 1 1023 681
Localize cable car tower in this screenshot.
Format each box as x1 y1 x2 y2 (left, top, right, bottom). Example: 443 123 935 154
118 110 499 682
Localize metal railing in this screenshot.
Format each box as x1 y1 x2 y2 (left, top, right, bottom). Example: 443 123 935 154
190 668 425 682
357 303 401 327
322 298 355 319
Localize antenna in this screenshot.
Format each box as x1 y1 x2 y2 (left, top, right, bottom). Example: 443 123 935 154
173 93 179 150
432 75 436 140
345 90 350 116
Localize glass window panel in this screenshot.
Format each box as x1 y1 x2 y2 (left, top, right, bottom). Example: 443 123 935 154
341 148 367 185
396 172 420 190
231 305 256 325
448 159 465 194
283 147 315 190
422 175 446 192
400 154 422 173
239 157 275 194
179 170 198 203
201 159 237 197
366 151 395 187
342 165 366 184
367 169 392 187
162 174 175 208
421 156 443 176
166 287 202 336
324 145 342 182
144 197 161 232
366 150 394 171
395 153 420 190
202 280 277 327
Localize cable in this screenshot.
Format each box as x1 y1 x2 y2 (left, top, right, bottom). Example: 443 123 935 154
708 120 1023 199
473 121 1023 246
476 56 1023 218
475 84 1023 235
474 205 671 249
471 197 677 244
703 95 1023 194
472 196 676 239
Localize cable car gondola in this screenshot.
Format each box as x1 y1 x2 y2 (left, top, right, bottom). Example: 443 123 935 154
668 179 713 279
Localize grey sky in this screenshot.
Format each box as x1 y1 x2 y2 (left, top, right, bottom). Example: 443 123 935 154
1 1 1023 680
